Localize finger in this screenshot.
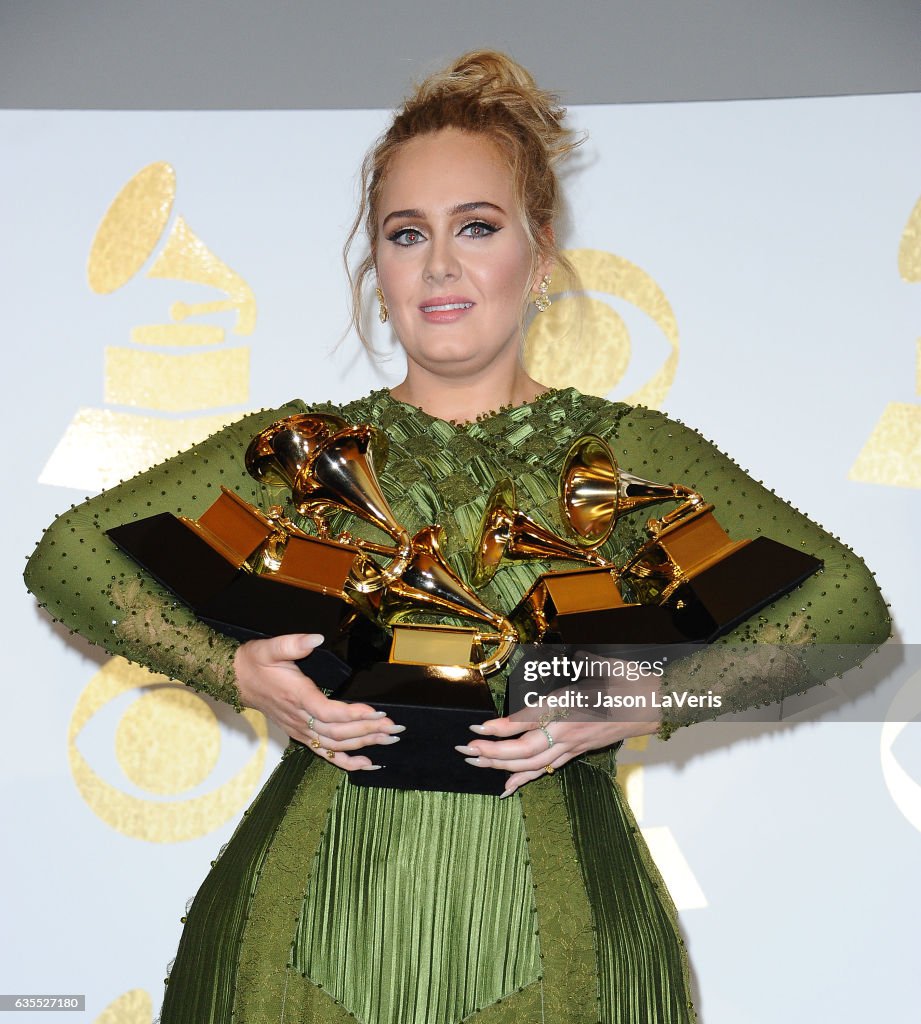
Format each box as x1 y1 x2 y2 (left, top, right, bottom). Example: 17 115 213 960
309 746 380 773
315 698 394 725
282 706 394 746
310 728 403 753
501 752 572 796
461 737 568 771
258 633 325 664
457 730 555 762
315 717 405 741
465 751 557 772
500 768 546 797
469 717 536 739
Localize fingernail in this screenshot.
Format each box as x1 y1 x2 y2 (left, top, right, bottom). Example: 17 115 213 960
379 735 401 745
499 789 514 799
464 756 484 767
372 711 387 718
454 744 477 755
388 724 406 734
362 764 383 771
469 724 490 734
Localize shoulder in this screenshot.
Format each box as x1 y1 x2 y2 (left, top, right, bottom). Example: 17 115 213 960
175 399 311 461
559 393 748 484
562 390 692 441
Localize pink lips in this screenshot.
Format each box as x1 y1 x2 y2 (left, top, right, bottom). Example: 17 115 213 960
418 295 476 324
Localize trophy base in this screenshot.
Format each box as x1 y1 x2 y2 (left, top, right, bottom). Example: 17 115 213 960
668 535 823 641
106 512 357 689
333 663 507 795
107 512 243 607
513 567 693 646
511 537 821 652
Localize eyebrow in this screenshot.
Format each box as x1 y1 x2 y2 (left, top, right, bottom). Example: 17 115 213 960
382 201 505 229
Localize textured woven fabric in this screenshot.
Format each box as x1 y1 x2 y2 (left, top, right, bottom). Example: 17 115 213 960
24 387 890 1024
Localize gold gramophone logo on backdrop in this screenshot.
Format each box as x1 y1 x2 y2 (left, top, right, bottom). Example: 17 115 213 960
849 193 921 488
40 160 256 490
90 988 151 1024
45 161 267 841
524 249 679 408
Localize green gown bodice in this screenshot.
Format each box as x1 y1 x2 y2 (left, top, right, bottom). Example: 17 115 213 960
24 388 890 1024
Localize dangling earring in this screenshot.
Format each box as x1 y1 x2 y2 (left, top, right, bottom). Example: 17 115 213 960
534 275 552 313
376 287 389 324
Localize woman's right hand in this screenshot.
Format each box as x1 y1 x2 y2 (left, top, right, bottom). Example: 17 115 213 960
233 633 402 771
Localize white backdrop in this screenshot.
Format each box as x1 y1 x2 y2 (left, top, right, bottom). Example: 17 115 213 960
3 95 920 1023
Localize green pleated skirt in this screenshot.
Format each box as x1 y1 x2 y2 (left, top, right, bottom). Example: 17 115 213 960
160 747 695 1024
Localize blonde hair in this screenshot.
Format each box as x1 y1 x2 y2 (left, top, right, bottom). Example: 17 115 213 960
344 50 582 350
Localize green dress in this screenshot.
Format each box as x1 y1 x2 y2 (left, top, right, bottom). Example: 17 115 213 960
23 388 890 1024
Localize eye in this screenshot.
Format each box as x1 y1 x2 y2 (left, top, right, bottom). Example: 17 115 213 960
387 227 426 246
459 220 500 239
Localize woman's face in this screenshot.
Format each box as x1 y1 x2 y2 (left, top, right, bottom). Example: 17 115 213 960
375 128 548 382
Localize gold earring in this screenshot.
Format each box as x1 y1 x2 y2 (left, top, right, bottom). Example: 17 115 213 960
534 275 552 313
376 287 389 324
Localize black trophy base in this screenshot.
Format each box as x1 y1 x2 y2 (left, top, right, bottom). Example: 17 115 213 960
332 663 507 795
512 564 697 650
669 535 823 642
106 512 356 689
107 512 240 607
509 537 822 658
521 602 695 647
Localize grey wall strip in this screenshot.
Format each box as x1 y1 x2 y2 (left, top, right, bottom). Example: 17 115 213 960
2 0 920 110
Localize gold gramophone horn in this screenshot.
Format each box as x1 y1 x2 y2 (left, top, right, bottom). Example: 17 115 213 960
374 525 518 675
244 415 409 595
245 413 349 490
560 434 702 547
472 477 610 588
243 413 357 575
294 424 411 590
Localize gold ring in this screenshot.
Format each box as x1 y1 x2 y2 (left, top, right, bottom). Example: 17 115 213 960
324 749 336 759
544 765 555 775
307 715 315 731
310 738 321 749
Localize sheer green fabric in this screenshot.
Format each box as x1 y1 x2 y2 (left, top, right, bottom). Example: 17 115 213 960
23 403 305 710
24 387 889 1024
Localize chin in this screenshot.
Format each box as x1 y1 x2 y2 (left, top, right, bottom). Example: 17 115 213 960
412 344 490 370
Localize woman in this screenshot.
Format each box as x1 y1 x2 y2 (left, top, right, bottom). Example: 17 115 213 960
24 51 889 1024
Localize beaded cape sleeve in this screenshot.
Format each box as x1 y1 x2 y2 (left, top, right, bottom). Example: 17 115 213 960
581 400 892 736
23 402 306 711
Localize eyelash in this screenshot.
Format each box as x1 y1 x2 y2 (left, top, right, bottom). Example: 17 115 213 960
460 219 500 239
386 220 501 246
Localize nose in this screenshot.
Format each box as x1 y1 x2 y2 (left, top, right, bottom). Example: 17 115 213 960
423 234 460 285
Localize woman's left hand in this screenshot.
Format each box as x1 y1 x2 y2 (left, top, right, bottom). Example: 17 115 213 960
455 713 658 798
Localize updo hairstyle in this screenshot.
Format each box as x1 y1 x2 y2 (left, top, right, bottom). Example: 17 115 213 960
345 50 582 349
